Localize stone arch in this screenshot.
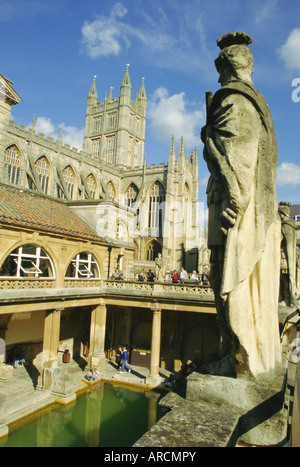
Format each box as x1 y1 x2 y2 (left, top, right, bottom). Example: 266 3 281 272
0 243 55 278
65 251 101 279
86 173 97 199
106 181 116 201
124 182 139 207
145 239 162 261
34 155 51 194
4 144 23 185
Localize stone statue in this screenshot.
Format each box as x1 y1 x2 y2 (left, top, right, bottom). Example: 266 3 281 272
201 31 282 379
279 201 298 307
155 253 166 281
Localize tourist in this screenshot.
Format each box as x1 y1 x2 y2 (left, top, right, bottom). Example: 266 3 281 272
147 269 155 282
121 346 131 373
138 271 145 281
13 346 25 368
179 267 188 283
115 346 123 370
191 270 199 282
113 268 119 280
201 268 209 285
172 270 180 283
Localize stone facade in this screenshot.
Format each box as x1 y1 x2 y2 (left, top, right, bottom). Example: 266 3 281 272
0 69 201 276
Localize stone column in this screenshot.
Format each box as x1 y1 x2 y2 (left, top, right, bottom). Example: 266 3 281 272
89 300 107 371
147 308 162 385
41 309 62 369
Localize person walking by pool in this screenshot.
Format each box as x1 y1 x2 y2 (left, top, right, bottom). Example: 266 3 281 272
116 346 122 370
121 346 131 373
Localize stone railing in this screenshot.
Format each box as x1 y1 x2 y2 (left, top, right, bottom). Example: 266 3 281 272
103 279 213 296
0 277 213 299
0 278 56 289
63 279 102 288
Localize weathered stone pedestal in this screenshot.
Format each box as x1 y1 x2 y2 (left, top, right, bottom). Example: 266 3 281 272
0 363 13 383
186 370 288 446
43 366 76 405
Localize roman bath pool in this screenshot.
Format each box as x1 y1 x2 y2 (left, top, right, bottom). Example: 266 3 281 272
0 382 165 447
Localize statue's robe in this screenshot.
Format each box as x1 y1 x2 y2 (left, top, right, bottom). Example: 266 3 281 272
204 80 282 378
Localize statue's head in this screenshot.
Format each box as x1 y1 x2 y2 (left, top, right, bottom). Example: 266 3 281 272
215 31 254 86
278 201 291 219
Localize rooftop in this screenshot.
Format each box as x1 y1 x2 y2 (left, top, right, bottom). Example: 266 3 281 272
0 184 106 243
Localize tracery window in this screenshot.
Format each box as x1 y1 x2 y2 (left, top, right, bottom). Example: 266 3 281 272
94 117 102 132
103 135 115 164
65 252 100 279
5 145 21 185
108 112 117 128
148 181 165 235
91 138 100 159
125 183 138 207
106 181 116 200
35 156 50 194
86 174 97 199
0 244 54 278
62 165 75 199
146 240 162 261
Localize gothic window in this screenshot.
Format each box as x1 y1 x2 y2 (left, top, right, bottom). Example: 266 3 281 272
91 138 100 158
108 112 117 128
148 181 165 235
5 145 21 185
146 240 162 261
104 135 115 164
57 185 66 200
62 165 75 199
0 244 55 278
65 252 100 279
125 183 138 207
35 156 50 194
86 174 97 199
106 181 116 200
94 117 102 132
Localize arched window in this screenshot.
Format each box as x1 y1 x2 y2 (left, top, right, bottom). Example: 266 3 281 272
35 156 50 194
66 252 100 279
5 145 21 185
148 181 165 235
146 240 162 261
106 181 116 201
63 165 75 199
125 183 138 207
86 174 97 199
0 244 55 278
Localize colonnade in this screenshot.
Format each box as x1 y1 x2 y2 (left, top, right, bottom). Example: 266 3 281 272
40 300 162 385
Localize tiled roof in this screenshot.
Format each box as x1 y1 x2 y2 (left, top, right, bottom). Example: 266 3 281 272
0 184 106 243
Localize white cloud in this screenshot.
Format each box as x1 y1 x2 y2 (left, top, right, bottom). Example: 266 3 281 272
81 3 128 58
277 161 300 186
278 28 300 70
148 87 205 149
80 2 191 68
33 116 84 150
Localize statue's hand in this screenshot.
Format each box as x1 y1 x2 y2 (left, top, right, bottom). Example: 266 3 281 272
220 207 237 235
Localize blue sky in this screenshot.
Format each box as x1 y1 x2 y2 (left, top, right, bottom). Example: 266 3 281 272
1 0 300 206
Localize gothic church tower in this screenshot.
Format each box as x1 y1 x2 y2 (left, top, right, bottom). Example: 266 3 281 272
83 66 147 168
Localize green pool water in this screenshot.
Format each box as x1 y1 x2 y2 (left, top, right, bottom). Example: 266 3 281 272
0 383 164 447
